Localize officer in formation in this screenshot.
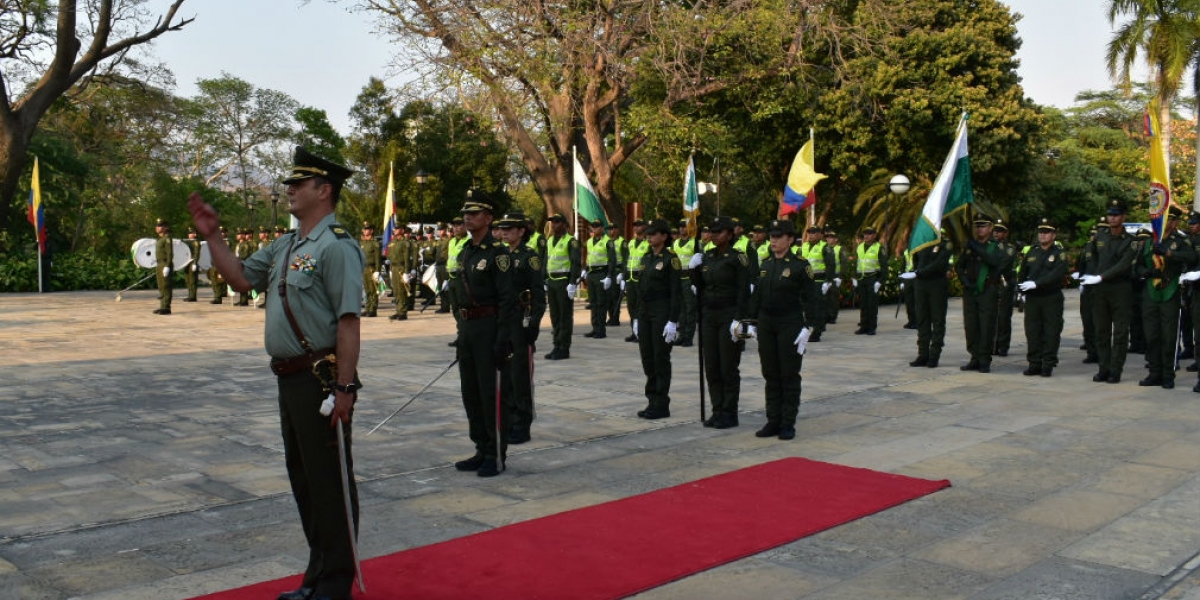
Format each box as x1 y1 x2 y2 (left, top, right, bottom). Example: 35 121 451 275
991 219 1019 357
623 219 650 342
495 212 546 444
1075 223 1101 363
154 219 173 315
1128 227 1154 355
900 248 917 329
1185 213 1200 377
1017 218 1069 376
543 213 581 360
800 226 835 342
583 219 616 339
853 226 887 335
359 222 381 317
956 215 1005 373
672 219 700 346
899 231 952 368
606 223 625 326
746 219 823 441
634 219 681 419
189 147 363 600
182 226 202 303
452 190 515 478
208 226 228 304
823 228 844 323
1078 200 1136 383
1133 206 1195 389
387 221 414 321
444 217 469 336
693 215 751 429
234 228 255 306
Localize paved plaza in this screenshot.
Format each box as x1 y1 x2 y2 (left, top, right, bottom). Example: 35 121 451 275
0 288 1197 599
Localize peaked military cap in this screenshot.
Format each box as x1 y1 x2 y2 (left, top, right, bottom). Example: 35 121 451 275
806 226 822 233
460 188 496 213
643 219 671 235
548 213 567 223
281 146 354 185
993 218 1008 232
1106 199 1126 215
1036 218 1056 232
497 211 529 228
362 221 374 230
862 226 878 234
710 216 736 232
589 219 603 227
1136 227 1153 238
275 226 287 234
633 218 647 226
451 216 465 225
768 219 796 236
1168 205 1184 220
156 218 168 227
1189 212 1200 225
187 226 197 234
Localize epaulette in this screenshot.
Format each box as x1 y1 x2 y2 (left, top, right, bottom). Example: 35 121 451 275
329 224 352 239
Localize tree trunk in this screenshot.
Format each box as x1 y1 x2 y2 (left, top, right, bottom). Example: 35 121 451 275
0 120 31 238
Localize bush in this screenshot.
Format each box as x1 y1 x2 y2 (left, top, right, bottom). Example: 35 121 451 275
0 252 152 292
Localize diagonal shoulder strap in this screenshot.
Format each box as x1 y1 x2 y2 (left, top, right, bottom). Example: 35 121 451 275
276 238 313 353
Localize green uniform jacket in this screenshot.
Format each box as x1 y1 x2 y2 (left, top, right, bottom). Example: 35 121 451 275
912 240 952 279
1089 227 1136 282
955 238 1005 295
697 245 752 320
360 238 381 272
1133 229 1196 301
156 234 174 270
749 250 823 326
457 233 516 347
636 247 682 322
1019 243 1069 294
509 242 547 339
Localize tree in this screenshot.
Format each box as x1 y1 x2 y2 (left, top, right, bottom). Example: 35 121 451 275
0 0 192 247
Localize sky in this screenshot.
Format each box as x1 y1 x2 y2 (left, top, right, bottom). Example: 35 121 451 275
150 0 1138 135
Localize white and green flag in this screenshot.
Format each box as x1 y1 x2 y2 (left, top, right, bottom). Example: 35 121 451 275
909 113 973 253
573 154 608 227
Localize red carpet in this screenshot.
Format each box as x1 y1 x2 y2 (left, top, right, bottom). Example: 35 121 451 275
191 457 949 600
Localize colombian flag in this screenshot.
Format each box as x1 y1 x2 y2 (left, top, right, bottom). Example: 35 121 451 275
28 157 45 254
1146 100 1170 242
780 138 826 216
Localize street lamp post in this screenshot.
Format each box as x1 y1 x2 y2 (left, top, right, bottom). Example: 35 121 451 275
887 174 911 240
270 189 280 228
415 169 429 227
245 191 257 229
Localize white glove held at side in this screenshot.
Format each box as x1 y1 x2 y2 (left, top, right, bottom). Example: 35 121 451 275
794 327 812 355
162 266 170 277
602 277 611 290
688 254 703 269
834 278 842 287
1018 281 1036 292
567 283 577 299
1181 271 1200 283
821 282 831 294
663 321 679 344
746 325 758 339
633 319 639 338
899 271 917 280
851 278 858 288
873 281 881 294
1080 275 1102 286
729 320 741 342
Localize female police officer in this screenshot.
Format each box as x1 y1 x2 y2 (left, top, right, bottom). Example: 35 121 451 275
635 219 682 419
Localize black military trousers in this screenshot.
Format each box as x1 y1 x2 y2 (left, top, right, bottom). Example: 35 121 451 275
458 317 508 460
277 370 359 599
678 280 698 343
546 278 573 351
607 278 622 323
856 274 880 332
756 314 804 427
962 284 1000 367
585 270 609 335
994 285 1016 353
701 306 742 416
1023 291 1064 369
914 278 949 361
504 332 536 433
1142 291 1181 383
638 303 673 411
1093 281 1131 377
1080 287 1096 357
625 277 643 334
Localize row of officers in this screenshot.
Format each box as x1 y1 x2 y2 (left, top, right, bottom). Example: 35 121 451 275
152 222 289 314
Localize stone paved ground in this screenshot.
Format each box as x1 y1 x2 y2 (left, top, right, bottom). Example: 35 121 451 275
0 288 1196 599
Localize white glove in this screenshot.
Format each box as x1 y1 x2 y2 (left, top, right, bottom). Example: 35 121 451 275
821 282 832 294
834 278 842 287
663 321 679 344
899 271 917 280
688 254 703 269
1018 281 1036 292
873 281 881 294
746 325 758 339
617 273 624 285
633 319 639 338
373 272 382 283
402 273 412 284
794 327 812 355
1181 271 1200 283
620 280 626 291
567 283 577 299
602 277 612 290
1080 275 1102 286
899 282 905 292
319 395 336 417
852 278 858 288
544 283 549 293
1070 272 1081 280
749 284 755 294
162 266 170 277
729 320 741 342
690 285 697 295
1018 293 1025 303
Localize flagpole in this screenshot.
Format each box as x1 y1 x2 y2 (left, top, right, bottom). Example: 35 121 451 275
32 157 43 294
807 129 816 228
572 146 579 242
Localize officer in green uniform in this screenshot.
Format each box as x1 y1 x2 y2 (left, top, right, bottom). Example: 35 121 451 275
153 219 173 314
188 147 363 600
452 190 516 477
747 219 823 440
853 227 887 335
635 219 681 419
496 212 546 444
234 228 254 306
900 234 952 368
1018 218 1069 376
606 223 625 326
1075 222 1101 363
543 213 581 360
387 222 413 320
672 218 700 346
182 226 202 303
444 218 469 339
1134 207 1195 388
359 222 381 317
956 214 1005 373
624 219 650 342
436 223 451 305
583 219 616 339
1185 213 1200 376
751 225 769 263
991 220 1018 356
823 228 844 323
800 226 835 341
694 216 751 428
209 226 228 303
1079 200 1137 383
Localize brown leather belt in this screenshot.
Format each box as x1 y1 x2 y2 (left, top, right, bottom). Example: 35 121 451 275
459 305 499 320
270 347 336 377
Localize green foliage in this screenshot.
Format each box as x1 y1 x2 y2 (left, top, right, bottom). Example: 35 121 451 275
0 252 148 292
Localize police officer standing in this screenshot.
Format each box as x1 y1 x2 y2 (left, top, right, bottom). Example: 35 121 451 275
188 147 363 600
496 212 545 444
387 222 413 321
153 219 173 315
543 214 581 360
208 226 228 304
823 228 844 323
1075 222 1102 363
800 226 835 341
452 191 516 477
992 220 1018 356
853 227 887 335
606 223 625 326
182 226 202 303
899 234 952 368
672 219 700 346
1078 200 1137 383
234 229 254 306
583 219 615 339
694 216 751 428
1017 218 1069 376
747 219 823 440
1134 206 1194 388
956 215 1005 373
358 222 381 317
623 219 650 342
635 219 681 419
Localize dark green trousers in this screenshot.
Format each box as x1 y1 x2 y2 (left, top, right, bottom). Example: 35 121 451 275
1142 290 1181 383
362 270 378 313
962 284 1000 367
277 370 358 599
1129 279 1146 351
679 280 697 343
504 333 536 433
903 281 917 325
994 285 1015 353
824 284 840 323
585 270 609 335
1080 287 1096 358
184 266 199 301
547 278 573 351
702 306 742 416
637 304 673 411
857 274 880 332
390 267 409 316
156 268 172 310
607 280 622 323
1093 281 1131 377
625 278 643 334
756 314 804 427
914 278 949 361
458 317 508 460
1023 291 1064 369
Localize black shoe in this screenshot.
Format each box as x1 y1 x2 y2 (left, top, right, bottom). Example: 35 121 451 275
1041 366 1053 377
1193 380 1200 393
960 360 979 371
909 356 928 367
607 319 621 326
395 313 408 320
714 413 739 429
827 317 837 324
1079 343 1088 350
448 339 458 347
435 307 451 313
1162 380 1175 389
509 429 531 444
728 412 739 426
807 335 820 343
703 414 717 427
866 329 876 335
927 358 939 368
1083 356 1099 364
625 335 638 343
1107 374 1121 384
277 587 314 600
1139 376 1163 387
455 454 485 471
584 331 597 338
854 328 867 335
755 422 781 438
778 425 796 440
678 339 693 347
1093 371 1110 382
1023 365 1040 376
592 332 607 339
477 458 502 477
158 309 171 315
210 298 223 304
1188 362 1199 372
996 350 1008 357
978 364 991 373
903 323 917 330
152 308 163 314
1181 349 1195 360
183 298 197 302
636 407 670 419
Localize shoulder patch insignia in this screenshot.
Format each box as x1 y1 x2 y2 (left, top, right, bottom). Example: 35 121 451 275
497 254 510 272
329 225 351 239
782 268 791 278
529 255 542 272
476 258 489 271
671 257 681 270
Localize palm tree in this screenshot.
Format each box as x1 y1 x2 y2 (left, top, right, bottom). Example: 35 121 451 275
1106 0 1200 206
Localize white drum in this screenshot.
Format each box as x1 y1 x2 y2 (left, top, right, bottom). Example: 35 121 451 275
131 238 157 269
172 239 192 270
